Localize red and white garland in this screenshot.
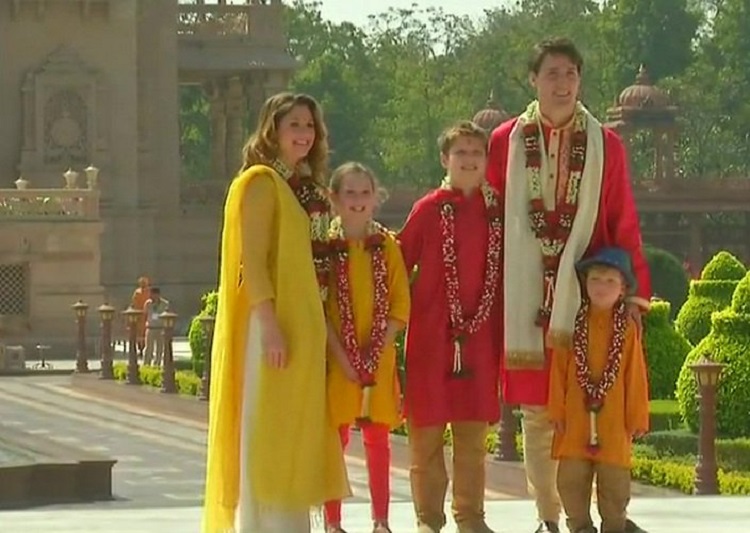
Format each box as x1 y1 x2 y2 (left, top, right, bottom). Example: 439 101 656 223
272 159 330 301
329 217 390 424
438 180 503 377
572 299 628 454
521 101 587 327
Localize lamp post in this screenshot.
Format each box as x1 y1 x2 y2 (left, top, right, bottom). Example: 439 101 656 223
72 300 90 373
496 403 520 461
198 315 216 401
160 311 178 394
123 307 143 385
98 303 116 380
689 355 725 495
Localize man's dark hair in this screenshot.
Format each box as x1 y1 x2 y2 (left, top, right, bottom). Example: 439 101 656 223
528 38 584 74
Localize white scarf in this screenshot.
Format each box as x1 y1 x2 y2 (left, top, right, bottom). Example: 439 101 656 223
503 105 604 369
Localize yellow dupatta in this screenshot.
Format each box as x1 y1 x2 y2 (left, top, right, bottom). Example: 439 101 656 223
202 165 349 532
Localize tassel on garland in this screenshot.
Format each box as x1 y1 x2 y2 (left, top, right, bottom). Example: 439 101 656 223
355 384 374 427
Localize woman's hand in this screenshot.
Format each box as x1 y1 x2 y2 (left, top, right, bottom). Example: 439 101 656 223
256 302 287 369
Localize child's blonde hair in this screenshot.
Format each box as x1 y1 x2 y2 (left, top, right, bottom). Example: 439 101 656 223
329 161 389 205
437 120 488 155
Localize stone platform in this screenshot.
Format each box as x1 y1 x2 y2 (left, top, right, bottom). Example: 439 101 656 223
0 425 116 509
0 497 747 532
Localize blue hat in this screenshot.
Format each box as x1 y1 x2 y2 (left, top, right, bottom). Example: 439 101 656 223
576 247 637 295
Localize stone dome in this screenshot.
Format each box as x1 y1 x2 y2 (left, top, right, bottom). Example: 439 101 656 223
472 91 508 131
618 65 670 109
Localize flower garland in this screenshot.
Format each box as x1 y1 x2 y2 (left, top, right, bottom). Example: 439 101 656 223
438 179 503 378
572 299 628 454
271 159 330 301
521 101 588 327
329 217 390 425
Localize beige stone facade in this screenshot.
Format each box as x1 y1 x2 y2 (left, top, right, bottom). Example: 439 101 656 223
0 0 296 347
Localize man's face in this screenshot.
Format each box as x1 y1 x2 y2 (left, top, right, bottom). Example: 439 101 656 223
530 53 581 116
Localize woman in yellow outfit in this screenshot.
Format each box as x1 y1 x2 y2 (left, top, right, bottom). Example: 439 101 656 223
202 93 350 533
323 162 411 533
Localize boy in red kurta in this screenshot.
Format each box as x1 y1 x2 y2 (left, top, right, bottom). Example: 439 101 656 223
486 38 651 533
399 121 502 533
549 247 649 533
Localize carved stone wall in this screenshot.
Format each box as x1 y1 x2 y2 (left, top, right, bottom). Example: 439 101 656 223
19 46 109 188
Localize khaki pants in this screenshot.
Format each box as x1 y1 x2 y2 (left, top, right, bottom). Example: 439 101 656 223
144 327 164 366
521 405 561 523
557 458 630 532
409 421 488 530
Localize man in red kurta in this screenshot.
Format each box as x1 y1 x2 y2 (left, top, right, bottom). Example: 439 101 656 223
486 39 651 533
400 121 502 533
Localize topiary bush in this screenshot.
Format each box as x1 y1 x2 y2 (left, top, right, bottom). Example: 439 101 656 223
674 251 745 345
675 271 750 438
644 245 689 317
188 290 218 376
643 300 692 399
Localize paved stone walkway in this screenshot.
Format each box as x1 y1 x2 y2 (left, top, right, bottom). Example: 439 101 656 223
1 497 747 532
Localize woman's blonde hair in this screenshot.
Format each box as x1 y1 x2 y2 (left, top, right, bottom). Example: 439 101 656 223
329 161 389 206
241 92 329 185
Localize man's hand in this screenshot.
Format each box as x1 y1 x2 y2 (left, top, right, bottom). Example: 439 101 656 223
627 302 642 333
553 421 566 434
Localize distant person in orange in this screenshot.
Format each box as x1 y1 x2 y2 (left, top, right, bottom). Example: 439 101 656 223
548 247 649 533
131 276 150 356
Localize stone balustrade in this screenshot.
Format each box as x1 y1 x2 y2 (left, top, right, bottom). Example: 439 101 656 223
0 189 100 220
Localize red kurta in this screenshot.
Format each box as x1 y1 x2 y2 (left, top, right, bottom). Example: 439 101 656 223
399 187 502 427
487 117 652 407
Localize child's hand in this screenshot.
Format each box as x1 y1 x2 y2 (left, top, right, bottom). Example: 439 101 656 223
632 429 647 440
341 359 360 384
553 421 566 434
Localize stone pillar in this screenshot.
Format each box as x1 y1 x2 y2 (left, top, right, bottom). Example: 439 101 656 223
689 214 704 273
664 128 677 181
653 128 664 182
224 76 247 177
205 79 228 180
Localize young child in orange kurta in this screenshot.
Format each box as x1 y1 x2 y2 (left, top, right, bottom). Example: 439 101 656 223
548 247 649 533
324 162 411 533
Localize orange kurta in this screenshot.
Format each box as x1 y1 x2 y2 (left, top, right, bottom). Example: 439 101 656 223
326 232 411 429
548 308 649 467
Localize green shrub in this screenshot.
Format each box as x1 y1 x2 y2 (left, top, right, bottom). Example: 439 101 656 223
631 457 750 495
675 272 750 437
644 246 688 316
648 399 684 431
641 429 750 472
701 251 747 280
675 251 745 345
188 290 217 376
112 362 202 396
643 300 692 399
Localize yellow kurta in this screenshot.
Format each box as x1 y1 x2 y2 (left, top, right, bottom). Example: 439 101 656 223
548 308 650 468
326 233 411 429
202 165 350 532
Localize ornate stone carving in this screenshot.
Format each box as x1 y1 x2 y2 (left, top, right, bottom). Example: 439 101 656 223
19 46 109 187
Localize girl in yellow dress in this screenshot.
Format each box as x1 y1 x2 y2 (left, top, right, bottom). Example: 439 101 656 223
323 162 411 533
202 93 350 533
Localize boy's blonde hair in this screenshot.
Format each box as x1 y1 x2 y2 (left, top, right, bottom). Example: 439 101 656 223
437 120 488 155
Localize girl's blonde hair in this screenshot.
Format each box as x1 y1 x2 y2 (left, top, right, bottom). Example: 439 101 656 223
329 161 389 205
241 92 329 186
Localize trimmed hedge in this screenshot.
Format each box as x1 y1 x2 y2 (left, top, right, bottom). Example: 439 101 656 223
675 272 750 437
643 300 692 399
644 245 689 316
112 362 202 395
631 456 750 495
187 290 217 377
675 251 745 345
640 430 750 472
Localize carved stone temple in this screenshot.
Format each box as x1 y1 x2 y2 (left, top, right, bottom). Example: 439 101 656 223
0 0 295 347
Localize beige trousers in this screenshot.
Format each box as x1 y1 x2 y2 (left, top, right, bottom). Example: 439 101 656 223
144 326 164 366
557 458 630 532
521 405 561 524
409 421 488 530
235 314 311 533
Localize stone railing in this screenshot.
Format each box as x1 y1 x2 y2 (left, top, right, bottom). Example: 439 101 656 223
0 189 100 220
177 1 282 37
